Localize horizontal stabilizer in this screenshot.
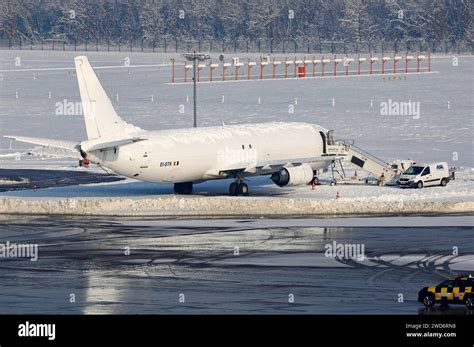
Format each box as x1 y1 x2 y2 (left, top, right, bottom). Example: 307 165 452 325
4 135 79 151
80 137 147 152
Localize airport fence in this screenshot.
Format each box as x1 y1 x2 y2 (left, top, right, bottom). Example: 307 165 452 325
0 37 472 55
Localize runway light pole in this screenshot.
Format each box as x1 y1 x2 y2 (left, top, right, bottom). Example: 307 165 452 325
183 51 210 127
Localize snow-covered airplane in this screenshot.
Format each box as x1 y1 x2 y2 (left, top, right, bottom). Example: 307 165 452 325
5 56 344 195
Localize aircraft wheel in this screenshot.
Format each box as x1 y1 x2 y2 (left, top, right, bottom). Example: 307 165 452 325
229 182 238 196
237 183 249 196
174 182 193 195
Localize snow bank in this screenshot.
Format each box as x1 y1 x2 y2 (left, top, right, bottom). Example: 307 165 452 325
0 169 472 216
0 195 472 216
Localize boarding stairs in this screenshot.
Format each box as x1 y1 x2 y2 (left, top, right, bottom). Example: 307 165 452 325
325 134 395 183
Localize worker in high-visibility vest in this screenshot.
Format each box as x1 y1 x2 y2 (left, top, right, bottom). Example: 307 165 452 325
378 173 385 186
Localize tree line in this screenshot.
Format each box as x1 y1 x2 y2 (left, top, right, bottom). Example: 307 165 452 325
0 0 471 50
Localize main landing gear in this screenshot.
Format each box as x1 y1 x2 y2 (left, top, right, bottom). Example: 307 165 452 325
229 178 249 196
174 182 193 194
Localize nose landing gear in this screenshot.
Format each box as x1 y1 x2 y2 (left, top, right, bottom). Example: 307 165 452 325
78 159 90 168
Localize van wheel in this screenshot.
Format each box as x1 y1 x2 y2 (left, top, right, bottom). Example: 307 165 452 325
440 178 448 187
465 295 474 309
417 181 423 189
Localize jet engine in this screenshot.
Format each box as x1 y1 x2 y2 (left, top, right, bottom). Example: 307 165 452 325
271 163 314 187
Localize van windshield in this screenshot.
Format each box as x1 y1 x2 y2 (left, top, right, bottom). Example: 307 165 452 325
404 166 424 175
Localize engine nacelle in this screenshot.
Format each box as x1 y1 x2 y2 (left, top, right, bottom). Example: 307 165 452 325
271 164 314 187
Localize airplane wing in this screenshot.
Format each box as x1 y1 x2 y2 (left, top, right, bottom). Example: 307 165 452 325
210 155 345 177
256 155 342 168
4 135 81 159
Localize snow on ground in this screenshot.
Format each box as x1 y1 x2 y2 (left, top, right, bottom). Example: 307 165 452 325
0 169 472 216
0 51 472 216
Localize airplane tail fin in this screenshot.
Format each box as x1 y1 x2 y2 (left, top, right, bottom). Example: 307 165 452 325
74 56 140 140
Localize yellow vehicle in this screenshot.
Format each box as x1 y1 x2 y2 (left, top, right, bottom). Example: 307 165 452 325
418 274 474 308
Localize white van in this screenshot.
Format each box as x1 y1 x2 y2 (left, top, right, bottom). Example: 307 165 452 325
398 162 450 188
385 159 417 185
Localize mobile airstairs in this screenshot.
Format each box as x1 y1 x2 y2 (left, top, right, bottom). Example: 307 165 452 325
325 131 398 185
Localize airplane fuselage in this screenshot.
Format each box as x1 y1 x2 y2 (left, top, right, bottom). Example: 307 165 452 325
86 122 328 183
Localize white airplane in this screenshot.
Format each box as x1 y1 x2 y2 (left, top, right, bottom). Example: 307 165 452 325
5 56 344 196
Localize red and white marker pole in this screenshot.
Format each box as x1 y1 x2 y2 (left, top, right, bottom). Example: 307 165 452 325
210 62 218 82
321 56 325 77
370 54 373 75
405 52 408 73
272 57 276 79
248 60 256 80
428 49 431 72
417 52 420 72
382 53 385 74
171 58 175 83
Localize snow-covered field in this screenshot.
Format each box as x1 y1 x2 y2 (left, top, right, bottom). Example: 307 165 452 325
0 50 472 216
